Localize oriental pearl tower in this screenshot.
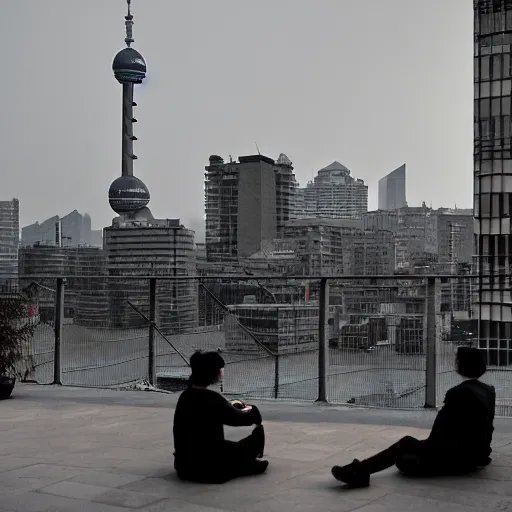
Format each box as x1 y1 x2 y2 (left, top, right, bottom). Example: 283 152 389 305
108 0 152 220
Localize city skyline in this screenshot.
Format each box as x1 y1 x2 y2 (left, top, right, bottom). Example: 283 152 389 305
1 0 473 232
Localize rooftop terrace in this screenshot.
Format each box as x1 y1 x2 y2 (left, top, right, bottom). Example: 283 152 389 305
2 385 512 512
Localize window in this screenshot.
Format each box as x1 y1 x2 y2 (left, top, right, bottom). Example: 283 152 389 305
504 54 511 77
481 55 491 79
481 98 491 118
505 115 511 138
503 95 511 114
492 97 501 115
493 54 502 78
504 79 512 95
492 193 500 215
491 80 502 96
481 193 491 216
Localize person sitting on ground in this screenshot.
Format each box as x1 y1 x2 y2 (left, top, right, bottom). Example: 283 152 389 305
173 350 268 483
332 347 496 488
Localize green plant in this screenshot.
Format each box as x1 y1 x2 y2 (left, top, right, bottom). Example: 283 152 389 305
0 296 37 379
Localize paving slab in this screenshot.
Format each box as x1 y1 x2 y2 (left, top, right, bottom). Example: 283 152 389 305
1 384 512 512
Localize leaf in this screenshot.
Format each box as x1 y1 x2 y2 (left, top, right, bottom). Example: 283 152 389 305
0 296 38 378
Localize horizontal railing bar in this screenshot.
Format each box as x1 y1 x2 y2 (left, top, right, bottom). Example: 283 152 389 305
0 274 497 280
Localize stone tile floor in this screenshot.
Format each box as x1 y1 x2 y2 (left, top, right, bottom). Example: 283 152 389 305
1 385 512 511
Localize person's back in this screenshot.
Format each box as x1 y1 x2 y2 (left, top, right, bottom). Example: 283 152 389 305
427 378 495 466
173 387 228 465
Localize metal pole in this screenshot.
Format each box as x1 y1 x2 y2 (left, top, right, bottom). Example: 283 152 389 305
317 278 329 402
425 277 440 408
148 278 157 386
52 277 64 385
274 353 279 399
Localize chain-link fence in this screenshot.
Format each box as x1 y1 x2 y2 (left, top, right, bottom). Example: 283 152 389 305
326 278 427 407
6 273 512 415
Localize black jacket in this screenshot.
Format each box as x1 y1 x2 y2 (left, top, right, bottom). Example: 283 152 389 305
427 379 496 465
173 387 261 465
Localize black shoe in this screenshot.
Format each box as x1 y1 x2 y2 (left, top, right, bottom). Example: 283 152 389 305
253 424 265 458
242 459 269 477
331 459 370 488
253 459 269 475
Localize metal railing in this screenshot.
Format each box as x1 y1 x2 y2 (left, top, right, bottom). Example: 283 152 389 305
0 273 499 411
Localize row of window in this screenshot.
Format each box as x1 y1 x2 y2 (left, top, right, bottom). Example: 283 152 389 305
475 79 512 97
477 233 512 258
475 192 512 217
475 53 512 80
476 8 512 33
475 115 512 139
475 96 512 118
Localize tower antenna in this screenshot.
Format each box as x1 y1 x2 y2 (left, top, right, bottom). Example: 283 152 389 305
125 0 134 47
255 142 261 156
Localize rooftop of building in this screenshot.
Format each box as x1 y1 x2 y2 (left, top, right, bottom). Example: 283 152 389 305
379 164 406 182
318 161 350 173
3 384 512 512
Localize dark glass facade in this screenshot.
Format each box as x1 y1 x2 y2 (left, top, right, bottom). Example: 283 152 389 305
474 0 512 365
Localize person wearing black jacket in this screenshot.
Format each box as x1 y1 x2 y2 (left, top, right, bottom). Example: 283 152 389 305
332 347 496 488
173 351 268 483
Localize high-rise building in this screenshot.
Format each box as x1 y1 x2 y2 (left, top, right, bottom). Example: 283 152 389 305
298 162 368 219
19 245 107 324
436 208 473 269
363 205 437 272
104 2 197 333
0 199 19 278
22 210 95 247
378 164 407 210
204 153 297 262
474 0 512 364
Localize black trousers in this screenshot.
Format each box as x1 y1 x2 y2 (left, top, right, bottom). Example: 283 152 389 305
175 426 264 484
361 436 478 477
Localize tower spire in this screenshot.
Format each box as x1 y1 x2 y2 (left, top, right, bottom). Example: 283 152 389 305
125 0 134 47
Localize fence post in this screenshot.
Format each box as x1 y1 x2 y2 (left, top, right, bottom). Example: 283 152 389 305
317 278 329 402
274 354 279 399
52 277 64 385
425 277 440 408
148 278 157 386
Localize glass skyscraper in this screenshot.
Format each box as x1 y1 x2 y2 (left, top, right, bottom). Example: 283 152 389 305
474 0 512 365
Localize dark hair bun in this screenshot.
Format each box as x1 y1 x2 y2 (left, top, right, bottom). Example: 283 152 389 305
189 351 225 387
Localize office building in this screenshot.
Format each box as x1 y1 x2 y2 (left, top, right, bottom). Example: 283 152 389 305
474 0 512 364
225 304 319 354
298 161 368 219
104 218 197 332
204 153 298 262
378 164 407 210
282 218 362 275
0 199 19 278
436 208 473 269
363 205 437 272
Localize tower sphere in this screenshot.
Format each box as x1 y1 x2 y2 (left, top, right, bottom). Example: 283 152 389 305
108 175 150 214
113 47 146 84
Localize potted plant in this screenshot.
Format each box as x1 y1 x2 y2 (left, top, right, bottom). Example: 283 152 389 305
0 294 37 399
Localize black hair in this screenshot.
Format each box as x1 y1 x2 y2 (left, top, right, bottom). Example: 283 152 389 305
456 347 486 379
189 350 225 387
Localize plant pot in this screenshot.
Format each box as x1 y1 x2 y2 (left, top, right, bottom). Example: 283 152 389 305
0 376 15 400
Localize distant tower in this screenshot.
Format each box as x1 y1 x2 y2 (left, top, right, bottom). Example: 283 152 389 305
108 0 151 217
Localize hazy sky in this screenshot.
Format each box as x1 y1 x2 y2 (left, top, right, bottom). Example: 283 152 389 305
2 0 473 239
